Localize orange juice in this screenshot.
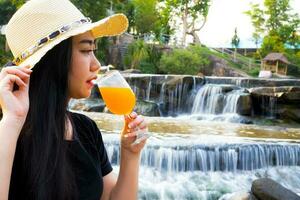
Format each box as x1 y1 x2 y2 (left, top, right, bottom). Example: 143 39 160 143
99 87 136 115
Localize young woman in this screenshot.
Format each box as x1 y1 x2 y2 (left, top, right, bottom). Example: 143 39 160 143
0 0 148 200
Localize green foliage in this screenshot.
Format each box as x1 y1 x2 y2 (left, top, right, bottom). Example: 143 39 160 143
71 0 109 21
159 45 210 75
112 0 135 32
249 67 260 77
285 50 300 77
0 35 13 67
260 35 285 57
165 0 211 44
0 0 17 24
132 0 159 34
245 0 300 56
139 61 157 74
187 45 211 73
123 40 162 74
145 44 162 72
155 1 172 44
124 40 149 69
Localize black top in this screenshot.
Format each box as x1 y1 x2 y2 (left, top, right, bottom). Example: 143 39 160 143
9 112 113 200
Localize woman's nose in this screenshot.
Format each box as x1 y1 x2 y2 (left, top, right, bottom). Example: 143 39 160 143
91 56 101 72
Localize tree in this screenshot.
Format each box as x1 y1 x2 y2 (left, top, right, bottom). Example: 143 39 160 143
110 0 135 33
0 0 26 25
132 0 159 34
245 0 300 56
231 28 240 49
71 0 109 21
124 40 149 69
166 0 211 46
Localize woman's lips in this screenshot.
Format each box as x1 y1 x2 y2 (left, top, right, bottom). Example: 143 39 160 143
86 80 94 88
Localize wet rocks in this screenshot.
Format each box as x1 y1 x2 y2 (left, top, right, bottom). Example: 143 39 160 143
251 178 300 200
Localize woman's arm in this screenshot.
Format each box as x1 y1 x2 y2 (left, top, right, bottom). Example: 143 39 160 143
0 66 31 200
0 117 25 200
101 113 147 200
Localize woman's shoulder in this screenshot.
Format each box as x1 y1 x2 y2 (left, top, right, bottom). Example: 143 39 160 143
69 111 94 124
69 111 100 144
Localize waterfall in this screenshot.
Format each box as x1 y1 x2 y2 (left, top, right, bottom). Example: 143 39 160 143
146 76 152 101
223 90 243 113
159 82 166 103
269 96 277 118
191 84 223 114
192 76 196 90
104 136 300 173
167 82 184 115
259 96 278 119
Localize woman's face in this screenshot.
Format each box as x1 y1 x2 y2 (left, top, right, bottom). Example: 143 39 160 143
68 31 100 99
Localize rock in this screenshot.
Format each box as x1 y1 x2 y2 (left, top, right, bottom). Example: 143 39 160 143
237 94 252 116
249 86 300 100
221 85 241 93
69 98 105 112
205 77 300 88
208 55 250 77
251 178 300 200
134 100 161 117
279 107 300 123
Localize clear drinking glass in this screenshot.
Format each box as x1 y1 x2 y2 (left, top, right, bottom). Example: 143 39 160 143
94 70 150 144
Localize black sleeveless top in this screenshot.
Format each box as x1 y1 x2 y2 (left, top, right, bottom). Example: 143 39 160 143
9 112 113 200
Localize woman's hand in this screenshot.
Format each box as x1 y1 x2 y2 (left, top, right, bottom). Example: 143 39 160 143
121 112 148 154
0 66 31 121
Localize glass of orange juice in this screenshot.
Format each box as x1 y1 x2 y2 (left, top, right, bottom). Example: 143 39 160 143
95 70 150 144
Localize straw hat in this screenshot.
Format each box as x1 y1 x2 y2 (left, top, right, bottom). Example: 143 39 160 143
5 0 128 68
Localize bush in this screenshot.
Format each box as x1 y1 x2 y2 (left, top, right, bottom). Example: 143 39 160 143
285 50 300 77
139 61 156 74
159 45 210 75
124 40 162 74
249 67 260 77
124 40 149 70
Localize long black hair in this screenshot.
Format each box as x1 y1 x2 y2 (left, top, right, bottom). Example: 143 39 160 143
10 37 77 200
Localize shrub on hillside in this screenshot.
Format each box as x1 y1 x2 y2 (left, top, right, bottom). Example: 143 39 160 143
159 45 210 75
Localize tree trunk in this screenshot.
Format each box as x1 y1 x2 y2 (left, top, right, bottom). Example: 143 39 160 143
181 2 188 46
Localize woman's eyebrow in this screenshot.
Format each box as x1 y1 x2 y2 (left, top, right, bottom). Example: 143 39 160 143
79 39 96 45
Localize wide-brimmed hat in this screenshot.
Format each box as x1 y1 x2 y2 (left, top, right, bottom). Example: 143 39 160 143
5 0 128 69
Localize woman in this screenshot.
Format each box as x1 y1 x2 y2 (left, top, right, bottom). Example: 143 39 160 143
0 0 148 199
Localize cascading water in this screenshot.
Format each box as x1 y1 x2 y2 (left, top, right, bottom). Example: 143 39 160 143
105 135 300 172
146 76 152 101
102 133 300 200
222 90 242 113
189 84 249 122
191 85 223 114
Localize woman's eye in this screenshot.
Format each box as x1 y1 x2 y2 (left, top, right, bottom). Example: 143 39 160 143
81 49 97 54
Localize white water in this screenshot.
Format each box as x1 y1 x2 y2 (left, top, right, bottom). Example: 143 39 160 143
102 133 300 200
191 85 223 114
74 111 300 200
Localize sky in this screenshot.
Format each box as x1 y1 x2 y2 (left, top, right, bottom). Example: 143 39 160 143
181 0 300 48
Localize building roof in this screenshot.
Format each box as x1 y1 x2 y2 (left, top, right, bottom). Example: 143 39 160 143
263 53 290 64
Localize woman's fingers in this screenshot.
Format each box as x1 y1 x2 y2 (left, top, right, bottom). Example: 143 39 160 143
1 67 32 80
128 115 143 129
4 74 27 89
